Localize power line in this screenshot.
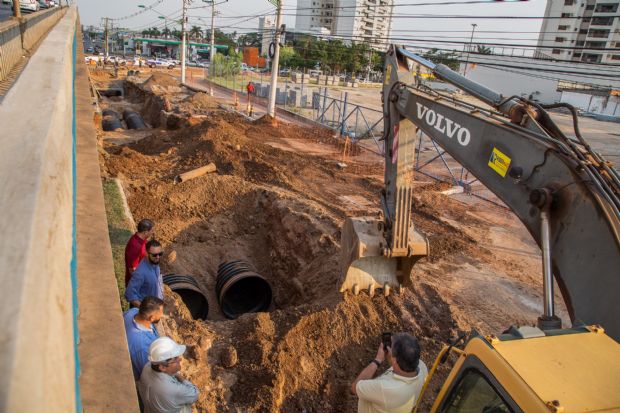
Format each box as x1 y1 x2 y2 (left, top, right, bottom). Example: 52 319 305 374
109 0 166 21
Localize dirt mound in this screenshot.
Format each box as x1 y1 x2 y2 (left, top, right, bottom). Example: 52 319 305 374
102 104 491 411
180 92 218 113
143 72 181 88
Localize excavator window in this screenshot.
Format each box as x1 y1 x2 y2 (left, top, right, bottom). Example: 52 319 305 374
440 368 514 413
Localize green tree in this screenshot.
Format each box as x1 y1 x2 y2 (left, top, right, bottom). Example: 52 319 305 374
278 46 297 67
143 27 161 38
476 44 492 55
161 27 171 39
189 25 203 41
238 32 260 47
422 48 460 71
212 49 243 76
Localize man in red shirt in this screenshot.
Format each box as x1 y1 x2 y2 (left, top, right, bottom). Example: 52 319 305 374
125 219 155 286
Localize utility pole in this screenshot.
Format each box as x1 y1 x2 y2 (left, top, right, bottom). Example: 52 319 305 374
267 0 283 118
463 23 477 76
103 18 110 57
11 0 21 18
209 0 215 65
181 0 189 83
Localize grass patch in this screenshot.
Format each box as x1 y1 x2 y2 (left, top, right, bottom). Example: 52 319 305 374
102 179 133 311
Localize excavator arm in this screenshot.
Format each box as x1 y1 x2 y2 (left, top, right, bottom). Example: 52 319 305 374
339 45 620 341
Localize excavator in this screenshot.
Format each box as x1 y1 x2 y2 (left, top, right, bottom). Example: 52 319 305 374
339 45 620 412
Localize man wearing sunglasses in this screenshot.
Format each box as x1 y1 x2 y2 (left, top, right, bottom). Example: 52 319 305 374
126 240 165 308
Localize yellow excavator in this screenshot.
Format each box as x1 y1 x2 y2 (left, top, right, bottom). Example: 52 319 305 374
340 45 620 412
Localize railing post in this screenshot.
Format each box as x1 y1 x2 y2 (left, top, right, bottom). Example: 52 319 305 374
340 92 348 136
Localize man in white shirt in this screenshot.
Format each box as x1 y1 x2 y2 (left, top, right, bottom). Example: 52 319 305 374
139 337 199 413
351 333 428 413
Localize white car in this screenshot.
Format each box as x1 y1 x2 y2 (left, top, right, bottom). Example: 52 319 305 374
20 0 40 12
146 59 175 69
2 0 39 11
105 56 127 65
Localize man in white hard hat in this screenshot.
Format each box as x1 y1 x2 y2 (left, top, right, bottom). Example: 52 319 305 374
138 337 199 413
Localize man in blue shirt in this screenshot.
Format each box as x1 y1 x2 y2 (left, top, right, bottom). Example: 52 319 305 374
126 239 164 308
124 296 164 380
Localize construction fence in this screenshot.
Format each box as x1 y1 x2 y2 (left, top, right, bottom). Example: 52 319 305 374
197 69 505 207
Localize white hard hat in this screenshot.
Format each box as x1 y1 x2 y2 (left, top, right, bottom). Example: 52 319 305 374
149 337 187 364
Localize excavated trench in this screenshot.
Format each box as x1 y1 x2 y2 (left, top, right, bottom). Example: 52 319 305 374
97 72 553 412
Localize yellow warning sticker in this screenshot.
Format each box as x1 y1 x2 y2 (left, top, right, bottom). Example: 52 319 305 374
488 147 511 178
384 65 392 85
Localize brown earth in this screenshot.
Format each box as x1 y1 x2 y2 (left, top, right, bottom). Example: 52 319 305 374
97 72 565 412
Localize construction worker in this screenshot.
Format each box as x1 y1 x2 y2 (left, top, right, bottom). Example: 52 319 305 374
351 333 428 413
124 219 155 286
139 337 199 413
246 81 255 104
125 239 164 308
124 296 164 380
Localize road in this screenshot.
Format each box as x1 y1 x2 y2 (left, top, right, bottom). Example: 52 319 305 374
0 3 14 22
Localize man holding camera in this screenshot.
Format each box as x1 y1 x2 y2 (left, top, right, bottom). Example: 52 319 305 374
351 333 428 413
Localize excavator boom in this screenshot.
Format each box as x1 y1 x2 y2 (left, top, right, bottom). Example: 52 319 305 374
339 45 620 341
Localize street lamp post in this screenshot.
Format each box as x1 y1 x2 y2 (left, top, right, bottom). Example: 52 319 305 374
158 16 168 38
463 23 477 76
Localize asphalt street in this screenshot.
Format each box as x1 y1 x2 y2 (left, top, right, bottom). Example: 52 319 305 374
0 3 14 22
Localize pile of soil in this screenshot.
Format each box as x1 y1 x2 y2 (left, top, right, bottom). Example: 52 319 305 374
99 73 559 411
143 72 182 90
102 107 491 412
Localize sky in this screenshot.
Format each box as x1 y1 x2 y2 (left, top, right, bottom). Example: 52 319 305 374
77 0 549 50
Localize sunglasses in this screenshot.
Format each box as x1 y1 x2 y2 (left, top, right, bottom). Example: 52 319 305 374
149 252 164 257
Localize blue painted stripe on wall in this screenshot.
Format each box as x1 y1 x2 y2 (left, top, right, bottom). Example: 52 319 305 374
71 24 82 413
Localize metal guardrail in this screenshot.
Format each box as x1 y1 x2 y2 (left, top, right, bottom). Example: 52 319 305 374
0 6 67 82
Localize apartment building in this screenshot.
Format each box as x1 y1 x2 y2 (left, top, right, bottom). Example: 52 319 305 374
295 0 394 50
258 16 276 56
537 0 620 63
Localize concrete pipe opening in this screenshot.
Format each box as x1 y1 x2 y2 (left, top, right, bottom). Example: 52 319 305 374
163 274 209 320
216 260 272 319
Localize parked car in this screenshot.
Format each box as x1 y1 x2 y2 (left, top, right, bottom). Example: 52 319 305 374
146 58 175 69
20 0 40 12
105 56 127 66
278 68 291 77
38 0 50 8
2 0 41 11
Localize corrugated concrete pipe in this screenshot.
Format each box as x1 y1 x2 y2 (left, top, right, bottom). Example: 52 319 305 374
216 260 272 319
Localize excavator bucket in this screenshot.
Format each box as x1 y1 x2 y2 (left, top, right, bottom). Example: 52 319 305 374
339 216 428 296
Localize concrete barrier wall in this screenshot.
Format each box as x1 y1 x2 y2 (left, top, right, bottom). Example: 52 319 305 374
0 7 78 413
0 6 67 82
0 20 22 81
21 6 67 52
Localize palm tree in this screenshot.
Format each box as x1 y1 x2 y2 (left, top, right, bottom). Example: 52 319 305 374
476 45 492 55
161 27 172 39
171 28 182 40
189 26 203 42
143 27 161 38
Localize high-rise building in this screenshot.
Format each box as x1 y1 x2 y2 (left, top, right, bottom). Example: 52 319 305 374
537 0 620 63
258 16 276 57
295 0 394 50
